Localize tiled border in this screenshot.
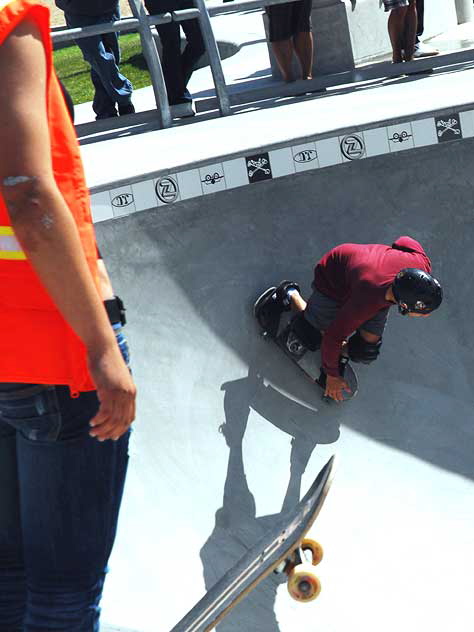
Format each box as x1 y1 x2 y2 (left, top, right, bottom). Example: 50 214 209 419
90 110 474 223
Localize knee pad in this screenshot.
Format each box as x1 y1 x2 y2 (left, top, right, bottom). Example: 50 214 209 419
348 331 382 364
291 313 322 352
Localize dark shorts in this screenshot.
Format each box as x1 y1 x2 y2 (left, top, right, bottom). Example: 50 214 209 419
267 0 313 42
304 289 389 337
383 0 409 11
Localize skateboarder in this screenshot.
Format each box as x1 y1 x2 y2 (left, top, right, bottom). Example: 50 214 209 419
259 237 442 402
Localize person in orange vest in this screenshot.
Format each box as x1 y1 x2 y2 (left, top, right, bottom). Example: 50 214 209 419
0 1 136 629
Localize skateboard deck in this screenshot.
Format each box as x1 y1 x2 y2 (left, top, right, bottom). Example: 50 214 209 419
254 286 358 401
170 455 337 632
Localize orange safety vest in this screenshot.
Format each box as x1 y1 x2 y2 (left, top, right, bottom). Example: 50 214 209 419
0 0 99 394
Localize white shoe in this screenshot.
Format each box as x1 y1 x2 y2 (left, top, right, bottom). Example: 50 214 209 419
413 42 439 58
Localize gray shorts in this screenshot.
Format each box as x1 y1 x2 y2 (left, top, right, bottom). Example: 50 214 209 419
304 289 389 337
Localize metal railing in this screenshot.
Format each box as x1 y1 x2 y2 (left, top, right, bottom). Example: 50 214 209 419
51 0 474 135
51 0 232 130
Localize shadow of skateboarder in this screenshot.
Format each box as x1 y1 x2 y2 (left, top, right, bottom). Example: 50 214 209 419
198 367 339 631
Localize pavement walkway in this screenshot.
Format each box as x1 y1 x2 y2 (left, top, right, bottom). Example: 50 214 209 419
74 13 474 126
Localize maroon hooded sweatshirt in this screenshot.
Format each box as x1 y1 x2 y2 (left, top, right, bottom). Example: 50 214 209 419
313 237 432 377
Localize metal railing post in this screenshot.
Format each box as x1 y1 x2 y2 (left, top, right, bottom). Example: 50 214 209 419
191 0 231 116
127 0 172 128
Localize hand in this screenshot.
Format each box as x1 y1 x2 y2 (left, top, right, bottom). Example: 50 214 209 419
87 343 137 441
324 374 351 402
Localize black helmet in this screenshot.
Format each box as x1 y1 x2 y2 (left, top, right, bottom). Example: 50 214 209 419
392 268 443 315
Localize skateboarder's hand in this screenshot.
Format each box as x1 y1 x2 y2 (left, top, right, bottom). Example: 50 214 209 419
88 343 137 441
325 374 351 402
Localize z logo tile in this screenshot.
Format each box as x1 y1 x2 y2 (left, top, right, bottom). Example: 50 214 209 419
156 176 179 204
340 134 365 160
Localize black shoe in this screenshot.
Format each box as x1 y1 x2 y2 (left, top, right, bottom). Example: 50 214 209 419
256 288 282 338
169 89 193 106
95 109 118 120
275 280 301 311
118 102 135 116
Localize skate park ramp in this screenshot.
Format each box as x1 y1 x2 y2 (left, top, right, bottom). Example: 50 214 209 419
88 73 474 632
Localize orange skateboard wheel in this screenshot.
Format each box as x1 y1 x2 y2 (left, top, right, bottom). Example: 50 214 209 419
301 538 323 566
287 563 322 602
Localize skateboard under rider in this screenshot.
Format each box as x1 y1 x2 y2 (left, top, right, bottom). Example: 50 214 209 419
254 285 358 402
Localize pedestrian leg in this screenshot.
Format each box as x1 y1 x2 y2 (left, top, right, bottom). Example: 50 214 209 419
271 39 296 82
388 6 408 63
13 388 129 631
156 20 187 103
0 425 25 631
293 31 313 79
180 14 206 88
402 0 418 60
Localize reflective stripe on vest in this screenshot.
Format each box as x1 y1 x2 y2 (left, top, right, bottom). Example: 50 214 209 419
0 226 26 260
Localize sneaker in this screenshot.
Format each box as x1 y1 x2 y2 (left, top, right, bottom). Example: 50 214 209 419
171 102 196 119
169 89 193 106
413 42 439 58
95 109 118 120
256 291 281 338
118 102 135 116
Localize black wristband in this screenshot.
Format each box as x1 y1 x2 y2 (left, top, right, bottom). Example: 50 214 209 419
104 296 127 326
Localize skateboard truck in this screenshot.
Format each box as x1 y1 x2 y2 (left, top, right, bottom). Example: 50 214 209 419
274 538 324 602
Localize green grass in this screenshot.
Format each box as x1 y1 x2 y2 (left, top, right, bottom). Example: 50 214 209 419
54 33 152 105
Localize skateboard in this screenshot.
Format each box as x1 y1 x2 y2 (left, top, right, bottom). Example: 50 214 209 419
254 286 358 402
170 455 336 632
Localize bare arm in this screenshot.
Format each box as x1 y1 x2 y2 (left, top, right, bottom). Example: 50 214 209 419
0 20 135 440
97 258 115 299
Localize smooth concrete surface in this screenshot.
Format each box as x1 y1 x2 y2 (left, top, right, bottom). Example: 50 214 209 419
455 0 474 24
95 133 474 631
433 21 474 53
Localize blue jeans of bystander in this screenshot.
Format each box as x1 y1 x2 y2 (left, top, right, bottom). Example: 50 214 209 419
65 10 133 119
0 326 131 631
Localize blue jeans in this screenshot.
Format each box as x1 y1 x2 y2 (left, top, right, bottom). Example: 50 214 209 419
0 326 131 631
65 10 133 119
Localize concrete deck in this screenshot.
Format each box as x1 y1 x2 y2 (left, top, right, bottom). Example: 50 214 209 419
81 23 474 632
